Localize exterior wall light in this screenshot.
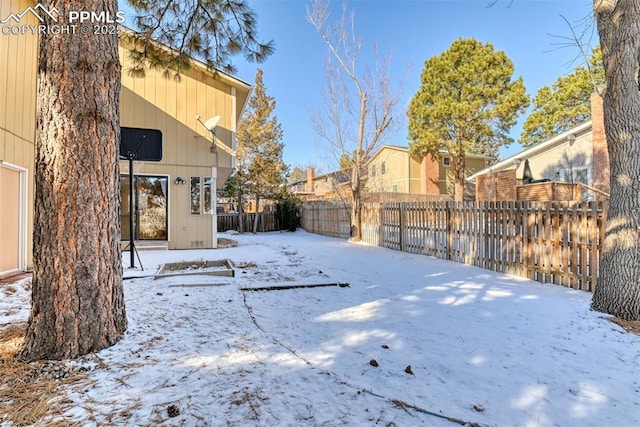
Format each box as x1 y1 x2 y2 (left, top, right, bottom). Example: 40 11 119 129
174 177 186 185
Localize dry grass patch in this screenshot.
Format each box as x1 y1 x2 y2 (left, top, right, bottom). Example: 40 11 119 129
0 323 85 426
610 317 640 335
218 237 238 248
3 285 18 295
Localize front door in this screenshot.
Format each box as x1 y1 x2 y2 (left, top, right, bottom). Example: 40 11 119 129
120 175 168 241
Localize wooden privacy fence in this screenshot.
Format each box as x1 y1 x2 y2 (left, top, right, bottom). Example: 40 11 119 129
302 201 608 292
217 212 280 233
301 203 351 239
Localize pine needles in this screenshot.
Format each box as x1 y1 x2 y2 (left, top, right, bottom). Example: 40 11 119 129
0 324 83 426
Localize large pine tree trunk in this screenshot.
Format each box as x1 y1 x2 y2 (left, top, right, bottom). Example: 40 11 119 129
591 0 640 320
19 0 127 361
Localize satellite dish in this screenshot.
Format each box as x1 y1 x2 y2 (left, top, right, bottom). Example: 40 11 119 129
196 115 221 132
195 115 220 132
204 116 221 131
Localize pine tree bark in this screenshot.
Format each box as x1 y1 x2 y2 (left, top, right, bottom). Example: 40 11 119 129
591 0 640 320
453 155 466 202
19 0 127 361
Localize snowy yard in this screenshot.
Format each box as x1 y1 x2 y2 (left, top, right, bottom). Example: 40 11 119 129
2 230 639 426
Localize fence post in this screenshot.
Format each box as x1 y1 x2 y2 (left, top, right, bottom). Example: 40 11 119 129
399 203 406 252
379 202 384 247
446 201 452 261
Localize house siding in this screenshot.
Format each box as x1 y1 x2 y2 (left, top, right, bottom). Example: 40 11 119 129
465 157 489 199
0 0 38 272
408 154 423 193
366 147 411 193
513 134 593 183
438 155 486 200
118 40 247 249
0 10 250 271
366 146 488 199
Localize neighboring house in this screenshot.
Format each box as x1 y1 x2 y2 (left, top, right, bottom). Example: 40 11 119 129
0 1 250 276
468 93 609 202
365 145 491 200
289 167 351 201
289 146 490 202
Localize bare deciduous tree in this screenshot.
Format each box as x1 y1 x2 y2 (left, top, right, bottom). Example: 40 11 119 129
306 0 403 241
591 0 640 320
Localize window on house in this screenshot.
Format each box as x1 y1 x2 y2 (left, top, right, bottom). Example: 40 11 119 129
442 157 451 167
370 164 377 176
381 161 386 175
120 175 168 240
392 184 398 193
191 177 215 215
190 177 201 214
203 177 214 215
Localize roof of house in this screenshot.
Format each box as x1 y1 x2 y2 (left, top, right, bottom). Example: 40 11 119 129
466 120 593 182
368 144 493 163
289 168 352 187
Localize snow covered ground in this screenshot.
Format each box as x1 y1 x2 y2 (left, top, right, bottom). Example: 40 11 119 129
2 230 639 426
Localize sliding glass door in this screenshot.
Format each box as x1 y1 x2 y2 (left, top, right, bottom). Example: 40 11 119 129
120 175 168 240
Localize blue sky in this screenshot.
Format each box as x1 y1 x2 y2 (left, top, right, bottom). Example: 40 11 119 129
231 0 596 171
123 0 596 172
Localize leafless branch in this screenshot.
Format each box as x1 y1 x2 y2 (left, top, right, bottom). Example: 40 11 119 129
306 0 404 240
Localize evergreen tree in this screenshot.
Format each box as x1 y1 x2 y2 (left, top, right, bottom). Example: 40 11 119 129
408 38 529 201
339 153 354 170
218 174 238 199
338 150 368 170
20 0 272 362
521 46 605 147
236 68 287 233
127 0 274 76
288 166 306 184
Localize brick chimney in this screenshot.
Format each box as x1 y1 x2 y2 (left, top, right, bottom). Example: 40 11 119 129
306 167 315 193
591 92 610 195
421 154 440 194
